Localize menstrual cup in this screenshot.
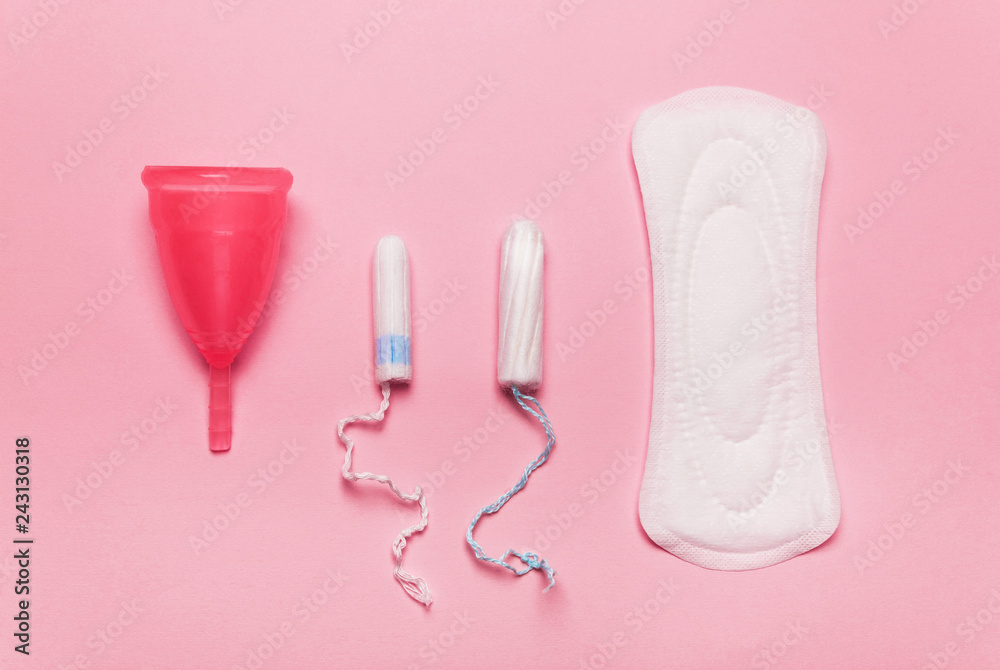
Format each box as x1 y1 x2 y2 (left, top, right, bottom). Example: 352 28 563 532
141 166 292 452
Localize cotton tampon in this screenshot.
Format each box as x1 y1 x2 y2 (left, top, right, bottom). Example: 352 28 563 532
467 220 557 591
337 236 431 606
498 220 544 390
374 235 412 384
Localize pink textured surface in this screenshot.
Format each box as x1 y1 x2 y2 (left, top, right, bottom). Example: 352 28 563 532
1 1 998 668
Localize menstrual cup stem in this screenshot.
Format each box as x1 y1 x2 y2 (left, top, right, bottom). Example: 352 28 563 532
209 364 232 452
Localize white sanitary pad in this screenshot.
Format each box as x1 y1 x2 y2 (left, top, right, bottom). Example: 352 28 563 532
632 87 840 570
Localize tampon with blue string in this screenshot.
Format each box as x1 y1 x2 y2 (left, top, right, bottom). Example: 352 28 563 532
337 235 432 606
466 219 557 591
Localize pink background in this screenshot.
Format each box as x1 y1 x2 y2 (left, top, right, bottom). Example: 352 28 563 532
2 0 999 668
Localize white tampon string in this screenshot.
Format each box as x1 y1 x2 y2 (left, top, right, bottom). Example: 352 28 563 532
335 236 431 607
498 220 544 390
337 384 432 606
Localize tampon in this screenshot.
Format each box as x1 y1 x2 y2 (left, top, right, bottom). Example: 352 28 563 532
337 235 431 606
374 235 413 384
498 220 544 390
467 220 556 591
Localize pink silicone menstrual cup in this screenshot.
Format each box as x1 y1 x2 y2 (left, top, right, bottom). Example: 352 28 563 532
141 166 292 452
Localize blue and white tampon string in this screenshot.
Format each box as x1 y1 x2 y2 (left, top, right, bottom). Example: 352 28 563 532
338 236 432 606
466 220 557 591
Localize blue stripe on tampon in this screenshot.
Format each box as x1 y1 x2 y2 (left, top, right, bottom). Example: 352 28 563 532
376 334 411 366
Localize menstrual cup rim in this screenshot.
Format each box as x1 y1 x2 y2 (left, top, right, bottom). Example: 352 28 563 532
141 165 293 193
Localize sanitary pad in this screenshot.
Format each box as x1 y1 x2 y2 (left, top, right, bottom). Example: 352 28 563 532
632 87 840 570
